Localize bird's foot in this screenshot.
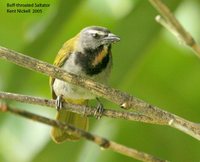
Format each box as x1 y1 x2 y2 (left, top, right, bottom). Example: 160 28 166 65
94 98 104 119
55 95 63 111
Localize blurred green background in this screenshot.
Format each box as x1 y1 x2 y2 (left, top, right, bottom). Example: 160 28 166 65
0 0 200 162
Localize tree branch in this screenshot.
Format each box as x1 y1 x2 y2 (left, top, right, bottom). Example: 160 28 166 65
0 103 167 162
0 91 154 124
149 0 200 57
0 46 200 141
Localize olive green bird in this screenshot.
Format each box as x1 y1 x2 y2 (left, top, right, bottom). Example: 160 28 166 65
50 26 120 143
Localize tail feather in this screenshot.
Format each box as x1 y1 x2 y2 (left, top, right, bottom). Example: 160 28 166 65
51 109 89 143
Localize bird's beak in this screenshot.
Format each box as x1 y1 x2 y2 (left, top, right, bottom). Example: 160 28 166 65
102 33 120 44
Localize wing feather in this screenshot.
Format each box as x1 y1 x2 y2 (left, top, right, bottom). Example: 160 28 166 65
49 36 77 99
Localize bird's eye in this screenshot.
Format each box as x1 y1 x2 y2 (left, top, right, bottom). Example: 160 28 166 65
92 33 100 39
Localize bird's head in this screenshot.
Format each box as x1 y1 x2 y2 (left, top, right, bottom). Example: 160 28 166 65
76 26 120 51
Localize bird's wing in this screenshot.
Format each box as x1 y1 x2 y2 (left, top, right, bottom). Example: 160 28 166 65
49 36 77 99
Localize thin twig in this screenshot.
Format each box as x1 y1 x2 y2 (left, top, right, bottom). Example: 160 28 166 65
0 103 167 162
1 91 199 140
0 91 154 124
149 0 200 57
0 46 200 141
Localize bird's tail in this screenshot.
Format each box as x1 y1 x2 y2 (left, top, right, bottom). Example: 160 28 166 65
51 100 88 143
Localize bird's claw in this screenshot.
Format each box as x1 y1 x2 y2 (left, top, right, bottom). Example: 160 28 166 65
56 95 63 111
94 98 104 119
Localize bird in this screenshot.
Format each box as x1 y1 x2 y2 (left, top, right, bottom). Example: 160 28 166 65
49 26 120 143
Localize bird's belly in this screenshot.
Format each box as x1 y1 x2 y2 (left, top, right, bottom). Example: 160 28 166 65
53 79 95 100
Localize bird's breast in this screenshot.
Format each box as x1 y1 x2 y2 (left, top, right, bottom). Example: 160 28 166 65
53 46 112 100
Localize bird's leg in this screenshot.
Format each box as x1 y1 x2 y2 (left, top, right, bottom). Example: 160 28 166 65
55 95 63 111
82 100 89 117
94 97 104 119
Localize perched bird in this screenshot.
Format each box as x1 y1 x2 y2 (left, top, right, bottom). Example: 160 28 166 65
50 26 120 143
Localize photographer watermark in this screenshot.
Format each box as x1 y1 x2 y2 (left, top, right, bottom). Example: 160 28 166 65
6 3 51 14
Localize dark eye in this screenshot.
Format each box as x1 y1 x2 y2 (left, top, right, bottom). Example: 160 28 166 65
92 33 100 39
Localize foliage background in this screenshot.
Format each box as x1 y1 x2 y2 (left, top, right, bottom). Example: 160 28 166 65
0 0 200 162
